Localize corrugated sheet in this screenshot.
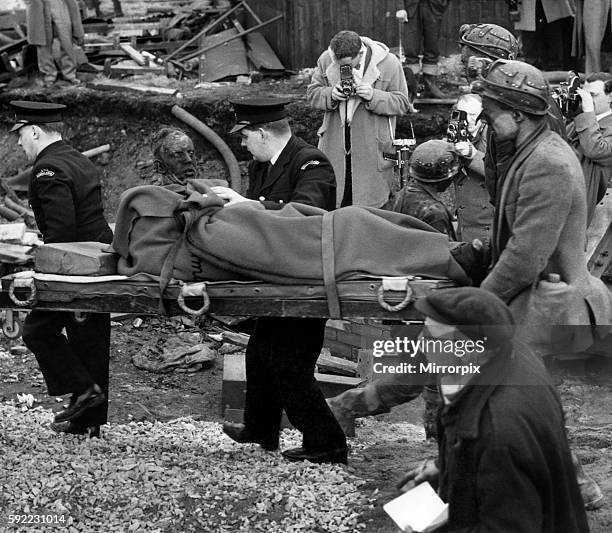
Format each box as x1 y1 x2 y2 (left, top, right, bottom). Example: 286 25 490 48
246 0 512 69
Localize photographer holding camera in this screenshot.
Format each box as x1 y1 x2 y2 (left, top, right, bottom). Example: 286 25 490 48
307 30 411 208
449 94 494 246
566 73 612 225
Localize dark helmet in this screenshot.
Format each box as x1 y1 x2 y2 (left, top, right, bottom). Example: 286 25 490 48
471 59 549 116
458 24 519 60
409 140 460 183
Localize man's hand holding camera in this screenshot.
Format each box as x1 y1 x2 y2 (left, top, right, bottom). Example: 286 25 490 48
575 87 595 114
332 81 374 102
453 140 477 159
331 83 350 102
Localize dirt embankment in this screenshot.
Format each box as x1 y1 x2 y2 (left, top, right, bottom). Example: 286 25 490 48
0 81 450 220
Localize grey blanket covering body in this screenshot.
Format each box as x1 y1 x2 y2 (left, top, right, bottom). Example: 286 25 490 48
111 185 469 286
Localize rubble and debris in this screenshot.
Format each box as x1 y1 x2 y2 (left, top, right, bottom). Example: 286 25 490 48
132 331 216 373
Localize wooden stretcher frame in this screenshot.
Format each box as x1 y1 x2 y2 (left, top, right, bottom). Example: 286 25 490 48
0 275 455 320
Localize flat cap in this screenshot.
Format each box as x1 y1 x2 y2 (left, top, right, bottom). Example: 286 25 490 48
9 100 67 132
229 97 290 133
415 287 514 348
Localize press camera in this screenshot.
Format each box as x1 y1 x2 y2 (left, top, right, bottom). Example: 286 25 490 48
551 72 582 117
446 110 469 143
339 64 357 97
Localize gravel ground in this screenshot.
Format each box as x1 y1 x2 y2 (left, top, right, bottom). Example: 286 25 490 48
1 402 370 533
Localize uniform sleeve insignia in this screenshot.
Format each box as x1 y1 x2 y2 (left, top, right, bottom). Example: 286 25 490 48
300 160 321 170
35 168 55 178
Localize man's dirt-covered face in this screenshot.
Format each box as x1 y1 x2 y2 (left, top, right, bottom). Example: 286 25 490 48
159 133 197 182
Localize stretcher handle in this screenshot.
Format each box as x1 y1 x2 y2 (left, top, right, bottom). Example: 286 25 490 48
8 278 37 307
177 282 210 316
377 283 413 312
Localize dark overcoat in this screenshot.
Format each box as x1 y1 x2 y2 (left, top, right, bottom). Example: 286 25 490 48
437 346 589 533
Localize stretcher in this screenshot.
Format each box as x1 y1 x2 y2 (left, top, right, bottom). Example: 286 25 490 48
0 271 456 336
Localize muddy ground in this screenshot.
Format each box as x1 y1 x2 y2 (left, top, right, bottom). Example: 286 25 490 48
0 70 611 531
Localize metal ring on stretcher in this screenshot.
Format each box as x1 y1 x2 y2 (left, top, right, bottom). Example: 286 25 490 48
376 284 413 312
177 283 210 316
8 278 37 307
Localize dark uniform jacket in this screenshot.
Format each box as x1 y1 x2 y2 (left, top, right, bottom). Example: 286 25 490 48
437 346 589 533
392 181 456 239
29 140 112 244
246 135 336 210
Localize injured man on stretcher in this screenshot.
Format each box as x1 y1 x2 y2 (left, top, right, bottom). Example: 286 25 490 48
110 182 480 287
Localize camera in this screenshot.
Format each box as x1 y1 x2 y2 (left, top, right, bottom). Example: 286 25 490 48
446 110 469 143
383 122 417 189
339 64 357 97
551 72 582 118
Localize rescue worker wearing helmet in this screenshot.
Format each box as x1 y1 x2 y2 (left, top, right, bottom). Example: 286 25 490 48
473 61 612 509
471 59 611 323
393 139 459 239
450 93 493 246
326 140 464 442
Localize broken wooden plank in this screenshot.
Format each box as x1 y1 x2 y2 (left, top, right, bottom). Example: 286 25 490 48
119 43 147 66
221 330 250 348
179 13 284 63
316 350 358 377
87 79 179 96
165 0 246 61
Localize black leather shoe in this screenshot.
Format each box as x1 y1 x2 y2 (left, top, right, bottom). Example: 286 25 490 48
222 421 278 451
282 446 348 465
54 384 105 423
50 421 100 438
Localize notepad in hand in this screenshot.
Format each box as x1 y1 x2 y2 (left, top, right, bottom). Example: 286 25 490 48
383 481 448 533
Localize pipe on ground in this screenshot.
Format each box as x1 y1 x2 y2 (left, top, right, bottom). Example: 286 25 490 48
171 105 241 191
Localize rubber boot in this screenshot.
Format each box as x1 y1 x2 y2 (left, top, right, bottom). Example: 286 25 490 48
423 73 447 99
572 451 604 510
326 385 390 437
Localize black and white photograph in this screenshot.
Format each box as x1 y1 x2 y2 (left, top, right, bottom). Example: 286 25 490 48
0 0 611 531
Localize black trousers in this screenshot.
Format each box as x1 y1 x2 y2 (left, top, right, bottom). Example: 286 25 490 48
403 0 450 67
23 310 110 427
243 317 346 452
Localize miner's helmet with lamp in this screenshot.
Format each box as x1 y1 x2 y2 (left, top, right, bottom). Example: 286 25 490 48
408 139 461 188
458 23 520 61
471 59 550 117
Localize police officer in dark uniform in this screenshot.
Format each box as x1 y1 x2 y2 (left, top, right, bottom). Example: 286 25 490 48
11 101 113 438
213 98 347 464
393 139 459 239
